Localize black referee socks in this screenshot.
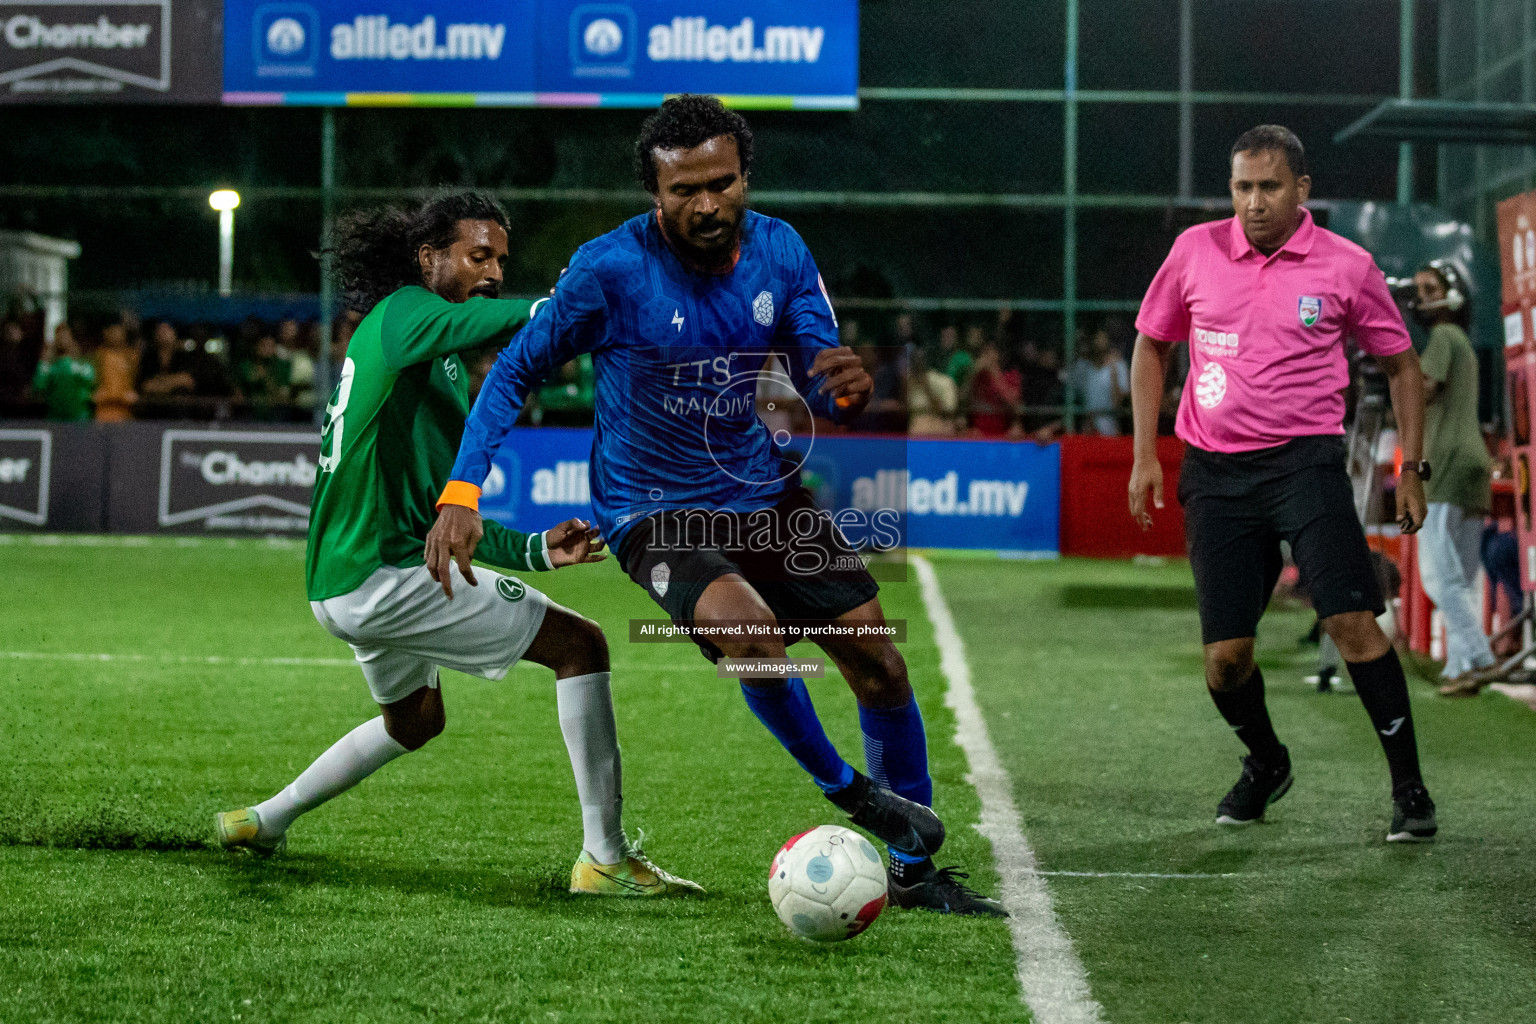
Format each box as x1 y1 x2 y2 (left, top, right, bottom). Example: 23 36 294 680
1208 666 1285 764
1346 648 1423 793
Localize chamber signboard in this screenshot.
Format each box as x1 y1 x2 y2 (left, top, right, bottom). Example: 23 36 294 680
0 0 221 102
221 0 857 108
158 428 317 532
0 428 49 526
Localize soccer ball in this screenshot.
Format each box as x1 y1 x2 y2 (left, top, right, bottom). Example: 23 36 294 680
768 825 888 942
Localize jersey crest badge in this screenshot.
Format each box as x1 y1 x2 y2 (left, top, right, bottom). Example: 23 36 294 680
753 291 775 326
497 577 526 602
651 562 670 597
1298 296 1322 328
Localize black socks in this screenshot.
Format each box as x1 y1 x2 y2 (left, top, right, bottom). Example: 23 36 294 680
1346 648 1423 793
887 855 935 885
1208 666 1286 764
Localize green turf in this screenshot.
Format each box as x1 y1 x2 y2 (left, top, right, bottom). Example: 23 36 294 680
11 536 1534 1024
938 555 1536 1024
0 537 1024 1024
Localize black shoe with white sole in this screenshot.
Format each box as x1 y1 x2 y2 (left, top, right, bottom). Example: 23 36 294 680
1387 782 1437 843
1216 748 1293 825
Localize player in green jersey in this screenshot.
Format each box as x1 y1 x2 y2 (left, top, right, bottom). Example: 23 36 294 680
217 192 700 896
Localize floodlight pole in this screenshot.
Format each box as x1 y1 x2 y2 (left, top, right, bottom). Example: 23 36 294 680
218 207 235 297
1398 0 1414 204
209 191 240 294
1062 0 1079 432
316 107 337 426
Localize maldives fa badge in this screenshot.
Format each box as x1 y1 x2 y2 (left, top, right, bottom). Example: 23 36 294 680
1298 295 1322 328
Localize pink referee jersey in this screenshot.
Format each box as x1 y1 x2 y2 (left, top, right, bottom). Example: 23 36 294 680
1136 208 1411 454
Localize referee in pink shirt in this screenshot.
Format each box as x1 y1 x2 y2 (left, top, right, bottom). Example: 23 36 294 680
1127 125 1436 843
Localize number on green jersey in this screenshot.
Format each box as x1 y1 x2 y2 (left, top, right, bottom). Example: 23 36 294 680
318 357 355 474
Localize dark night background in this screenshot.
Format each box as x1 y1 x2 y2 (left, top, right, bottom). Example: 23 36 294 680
0 0 1440 318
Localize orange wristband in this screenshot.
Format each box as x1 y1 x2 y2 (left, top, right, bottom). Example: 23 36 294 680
435 480 482 512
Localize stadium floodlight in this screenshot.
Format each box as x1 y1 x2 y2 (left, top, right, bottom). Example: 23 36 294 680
208 190 240 297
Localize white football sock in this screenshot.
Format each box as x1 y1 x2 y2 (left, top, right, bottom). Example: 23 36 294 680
556 671 628 864
252 716 408 840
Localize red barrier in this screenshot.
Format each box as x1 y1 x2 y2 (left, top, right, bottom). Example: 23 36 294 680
1398 533 1434 655
1059 435 1186 558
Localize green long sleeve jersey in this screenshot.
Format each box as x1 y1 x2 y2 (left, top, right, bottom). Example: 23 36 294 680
306 286 545 601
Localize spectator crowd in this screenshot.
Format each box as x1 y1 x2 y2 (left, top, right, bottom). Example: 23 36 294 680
834 309 1186 440
1 291 1186 439
0 296 336 424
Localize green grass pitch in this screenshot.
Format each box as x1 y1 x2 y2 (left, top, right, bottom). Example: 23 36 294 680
3 536 1535 1023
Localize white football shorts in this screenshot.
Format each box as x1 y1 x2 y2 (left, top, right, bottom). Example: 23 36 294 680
310 562 549 705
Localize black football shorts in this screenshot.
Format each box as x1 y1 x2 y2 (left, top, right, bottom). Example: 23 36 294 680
617 487 880 662
1178 435 1384 645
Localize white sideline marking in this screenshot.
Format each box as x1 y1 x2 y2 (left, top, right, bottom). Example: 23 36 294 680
912 555 1105 1024
1029 870 1248 880
1 651 354 668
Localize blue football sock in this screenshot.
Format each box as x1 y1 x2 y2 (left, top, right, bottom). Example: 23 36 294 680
859 695 934 864
740 678 855 793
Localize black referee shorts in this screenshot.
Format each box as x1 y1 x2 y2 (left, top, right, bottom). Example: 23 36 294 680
1179 435 1384 646
617 487 881 662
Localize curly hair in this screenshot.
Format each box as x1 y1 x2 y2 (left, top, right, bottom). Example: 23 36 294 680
633 94 754 194
323 190 509 314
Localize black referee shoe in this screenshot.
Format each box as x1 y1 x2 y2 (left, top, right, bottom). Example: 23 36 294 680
888 864 1008 917
1387 782 1437 843
1215 747 1293 826
826 772 945 858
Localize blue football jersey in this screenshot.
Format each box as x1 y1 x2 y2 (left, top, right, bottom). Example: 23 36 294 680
450 210 852 548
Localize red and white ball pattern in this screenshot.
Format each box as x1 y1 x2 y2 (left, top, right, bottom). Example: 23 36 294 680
768 825 888 943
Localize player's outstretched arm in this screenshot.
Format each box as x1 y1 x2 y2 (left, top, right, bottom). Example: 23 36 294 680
445 260 607 499
1128 332 1173 530
543 518 607 567
774 232 867 422
380 288 535 370
466 518 604 575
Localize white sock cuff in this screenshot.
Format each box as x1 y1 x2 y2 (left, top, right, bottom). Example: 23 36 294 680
361 715 409 757
556 671 613 710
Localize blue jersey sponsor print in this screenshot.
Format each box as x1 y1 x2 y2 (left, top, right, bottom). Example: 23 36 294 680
450 210 851 548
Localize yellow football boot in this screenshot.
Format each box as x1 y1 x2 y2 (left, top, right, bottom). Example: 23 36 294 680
570 834 703 896
214 807 286 857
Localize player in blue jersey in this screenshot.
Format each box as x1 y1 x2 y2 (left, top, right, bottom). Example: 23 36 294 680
427 96 1003 917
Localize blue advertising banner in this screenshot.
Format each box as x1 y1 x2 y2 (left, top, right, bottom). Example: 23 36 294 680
803 436 1059 556
901 438 1059 554
222 0 858 108
481 428 1060 557
478 426 595 530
